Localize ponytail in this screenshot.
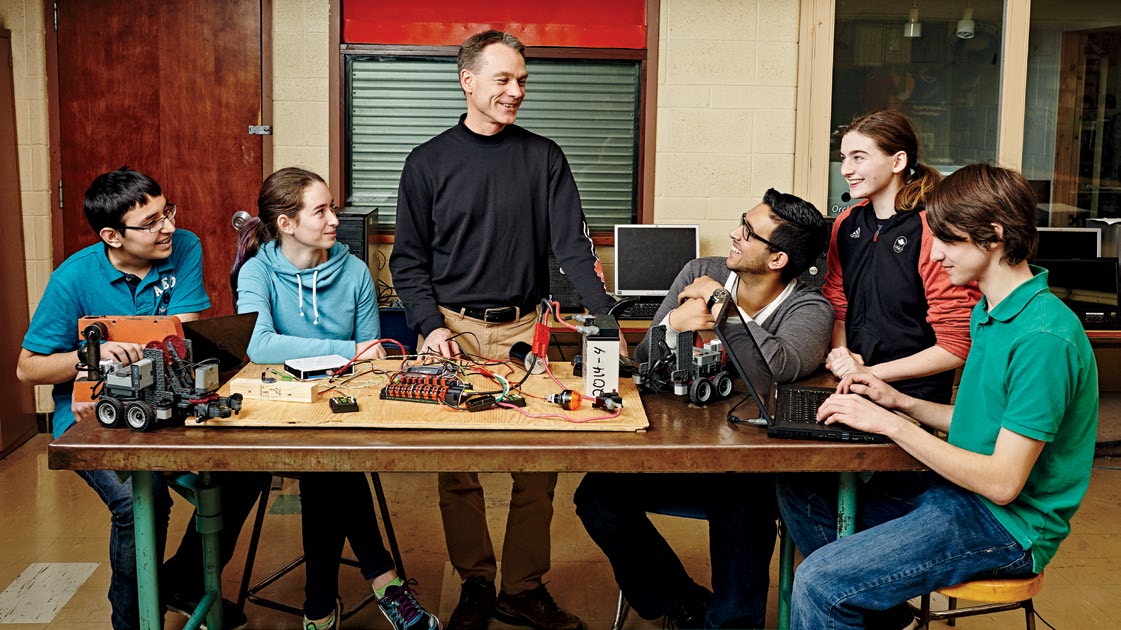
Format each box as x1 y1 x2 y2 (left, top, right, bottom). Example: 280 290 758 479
896 162 942 212
230 166 326 294
229 216 273 294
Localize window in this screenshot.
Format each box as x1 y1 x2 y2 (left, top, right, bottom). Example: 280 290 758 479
346 55 642 231
794 0 1037 215
1022 0 1121 227
825 1 1005 215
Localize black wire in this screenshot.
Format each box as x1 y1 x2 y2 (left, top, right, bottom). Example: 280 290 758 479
1033 609 1057 630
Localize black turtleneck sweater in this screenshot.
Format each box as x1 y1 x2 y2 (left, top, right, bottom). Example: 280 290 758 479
391 115 615 336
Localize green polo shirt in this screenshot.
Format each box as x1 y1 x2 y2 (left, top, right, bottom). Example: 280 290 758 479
948 266 1098 572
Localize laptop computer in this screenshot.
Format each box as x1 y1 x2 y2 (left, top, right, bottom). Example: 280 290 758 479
709 300 885 443
181 312 258 375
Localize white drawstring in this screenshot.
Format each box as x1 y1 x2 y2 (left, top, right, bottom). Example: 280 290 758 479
311 269 320 325
296 273 305 318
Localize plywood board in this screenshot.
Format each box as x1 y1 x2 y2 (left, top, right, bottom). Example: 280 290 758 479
198 361 648 432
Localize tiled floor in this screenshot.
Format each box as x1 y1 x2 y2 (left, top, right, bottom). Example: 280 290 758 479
1 434 1119 629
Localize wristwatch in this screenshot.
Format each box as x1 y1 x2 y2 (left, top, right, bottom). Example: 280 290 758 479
706 287 731 311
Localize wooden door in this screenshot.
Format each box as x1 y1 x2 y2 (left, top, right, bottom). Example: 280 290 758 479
54 0 264 315
0 29 38 456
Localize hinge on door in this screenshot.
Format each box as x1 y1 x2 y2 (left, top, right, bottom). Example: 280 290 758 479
58 180 64 209
53 2 58 32
248 125 272 135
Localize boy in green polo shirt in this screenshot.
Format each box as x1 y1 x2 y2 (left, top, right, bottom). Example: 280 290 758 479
777 163 1099 630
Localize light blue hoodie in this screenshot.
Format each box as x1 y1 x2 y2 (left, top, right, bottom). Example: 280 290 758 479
237 240 380 364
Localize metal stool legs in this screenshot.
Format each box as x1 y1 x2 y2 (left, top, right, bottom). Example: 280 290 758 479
236 472 406 620
610 588 632 630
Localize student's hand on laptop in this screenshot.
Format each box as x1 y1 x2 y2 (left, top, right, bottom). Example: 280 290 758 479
667 297 715 332
836 372 904 411
356 340 388 360
677 277 724 304
420 327 462 358
826 346 868 378
816 391 899 435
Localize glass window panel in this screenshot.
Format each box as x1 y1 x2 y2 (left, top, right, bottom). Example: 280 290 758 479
1023 1 1121 233
826 1 1005 216
347 56 641 231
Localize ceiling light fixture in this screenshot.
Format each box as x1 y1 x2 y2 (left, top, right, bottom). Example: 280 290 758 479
904 2 922 39
957 3 975 39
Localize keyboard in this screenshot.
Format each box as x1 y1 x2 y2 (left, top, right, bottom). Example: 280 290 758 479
616 300 662 320
779 389 831 424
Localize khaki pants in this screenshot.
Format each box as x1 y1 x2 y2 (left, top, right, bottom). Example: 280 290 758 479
426 307 556 594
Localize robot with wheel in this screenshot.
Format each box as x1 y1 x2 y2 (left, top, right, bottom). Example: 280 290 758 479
73 316 243 432
634 325 735 405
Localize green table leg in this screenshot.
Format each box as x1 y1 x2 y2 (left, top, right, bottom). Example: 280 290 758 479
196 472 224 630
837 472 858 537
131 471 161 630
777 520 795 630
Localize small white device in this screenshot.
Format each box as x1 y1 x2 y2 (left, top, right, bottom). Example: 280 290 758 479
283 354 354 380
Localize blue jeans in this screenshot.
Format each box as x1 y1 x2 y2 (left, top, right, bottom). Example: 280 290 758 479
777 472 1035 630
76 469 173 630
575 472 776 629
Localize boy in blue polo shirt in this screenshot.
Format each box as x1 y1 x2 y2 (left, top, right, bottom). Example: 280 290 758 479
16 168 262 630
777 163 1099 630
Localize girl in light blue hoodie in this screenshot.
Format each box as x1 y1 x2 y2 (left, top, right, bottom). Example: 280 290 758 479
231 167 439 630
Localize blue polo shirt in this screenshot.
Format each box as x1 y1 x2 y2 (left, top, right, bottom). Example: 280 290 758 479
23 230 211 438
948 266 1098 571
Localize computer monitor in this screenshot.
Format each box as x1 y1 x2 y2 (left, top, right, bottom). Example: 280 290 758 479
613 224 700 297
1035 258 1120 327
1036 227 1101 259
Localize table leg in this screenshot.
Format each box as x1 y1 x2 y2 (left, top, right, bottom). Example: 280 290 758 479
777 520 794 630
837 471 857 537
131 471 161 630
197 472 225 630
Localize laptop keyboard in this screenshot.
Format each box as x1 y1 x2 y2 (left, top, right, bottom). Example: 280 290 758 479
616 300 662 320
782 389 831 424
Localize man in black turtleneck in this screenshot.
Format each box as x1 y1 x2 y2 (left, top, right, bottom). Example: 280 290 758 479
391 29 615 630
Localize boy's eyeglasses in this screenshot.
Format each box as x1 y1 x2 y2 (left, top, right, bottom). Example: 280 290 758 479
120 204 177 234
740 212 783 252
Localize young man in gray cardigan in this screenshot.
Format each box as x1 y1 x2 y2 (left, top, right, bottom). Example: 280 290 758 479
575 189 834 629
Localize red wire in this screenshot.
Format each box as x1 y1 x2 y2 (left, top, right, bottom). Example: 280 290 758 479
332 338 409 376
496 401 622 423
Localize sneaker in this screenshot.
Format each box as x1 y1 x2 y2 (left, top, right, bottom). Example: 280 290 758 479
494 584 582 630
303 596 342 630
447 576 496 630
378 578 441 630
662 582 711 629
165 592 248 630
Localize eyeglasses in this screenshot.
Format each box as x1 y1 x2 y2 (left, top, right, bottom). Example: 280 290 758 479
740 212 783 252
120 204 177 234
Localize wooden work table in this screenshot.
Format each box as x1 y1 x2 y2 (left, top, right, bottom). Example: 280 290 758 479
48 392 920 474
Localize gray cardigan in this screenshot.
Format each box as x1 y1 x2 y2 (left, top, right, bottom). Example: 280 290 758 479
635 257 834 393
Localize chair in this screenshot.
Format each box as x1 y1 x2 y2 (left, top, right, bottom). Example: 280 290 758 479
915 572 1044 630
235 472 406 621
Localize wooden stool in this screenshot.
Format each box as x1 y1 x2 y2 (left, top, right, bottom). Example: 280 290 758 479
917 572 1044 630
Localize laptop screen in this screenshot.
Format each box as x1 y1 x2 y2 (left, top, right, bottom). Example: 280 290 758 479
709 301 775 425
181 312 258 374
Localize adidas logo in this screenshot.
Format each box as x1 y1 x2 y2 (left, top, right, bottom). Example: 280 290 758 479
849 227 861 239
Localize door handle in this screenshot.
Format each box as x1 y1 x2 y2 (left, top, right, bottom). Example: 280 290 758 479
231 210 251 231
